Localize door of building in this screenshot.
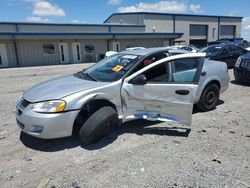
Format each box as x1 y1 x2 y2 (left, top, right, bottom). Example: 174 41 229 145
72 42 82 63
112 42 120 52
59 43 69 63
0 43 9 67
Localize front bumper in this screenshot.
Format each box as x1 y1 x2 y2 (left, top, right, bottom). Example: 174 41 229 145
234 67 250 84
16 98 80 139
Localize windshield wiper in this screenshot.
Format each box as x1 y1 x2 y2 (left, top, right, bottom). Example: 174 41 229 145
84 72 97 81
75 71 97 81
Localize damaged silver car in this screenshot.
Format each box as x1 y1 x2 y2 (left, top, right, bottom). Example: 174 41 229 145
16 48 229 144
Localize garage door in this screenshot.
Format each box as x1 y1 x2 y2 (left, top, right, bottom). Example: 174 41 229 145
220 25 235 38
190 25 208 37
189 25 208 47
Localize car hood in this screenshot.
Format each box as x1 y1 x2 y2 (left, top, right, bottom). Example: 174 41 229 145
242 52 250 60
23 75 109 102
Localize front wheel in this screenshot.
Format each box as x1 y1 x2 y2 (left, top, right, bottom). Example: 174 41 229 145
197 84 220 112
79 106 118 145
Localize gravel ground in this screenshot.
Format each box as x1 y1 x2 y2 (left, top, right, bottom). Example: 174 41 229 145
0 64 249 188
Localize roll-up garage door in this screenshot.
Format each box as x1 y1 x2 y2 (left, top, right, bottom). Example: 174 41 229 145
190 25 208 37
189 25 208 46
220 25 235 38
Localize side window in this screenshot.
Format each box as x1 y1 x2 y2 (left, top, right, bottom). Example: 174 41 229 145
141 58 200 83
181 46 192 51
169 52 183 56
129 51 169 75
143 52 168 66
221 46 229 55
227 45 241 53
232 45 243 53
171 58 199 82
42 44 56 55
144 62 170 82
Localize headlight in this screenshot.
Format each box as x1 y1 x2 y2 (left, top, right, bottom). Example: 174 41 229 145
235 57 241 68
32 100 66 113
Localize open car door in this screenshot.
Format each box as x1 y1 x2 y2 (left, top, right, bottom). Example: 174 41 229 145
121 53 205 126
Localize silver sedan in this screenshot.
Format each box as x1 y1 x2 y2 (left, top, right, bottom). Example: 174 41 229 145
16 47 229 144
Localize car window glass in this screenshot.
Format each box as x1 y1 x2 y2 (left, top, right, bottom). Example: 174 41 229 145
129 51 169 75
228 45 235 52
85 53 141 82
200 46 222 57
141 58 200 83
144 52 168 66
144 62 170 82
171 58 199 82
221 47 229 55
226 45 241 53
181 46 192 51
169 52 183 56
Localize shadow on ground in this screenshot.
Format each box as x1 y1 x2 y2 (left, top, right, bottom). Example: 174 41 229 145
20 119 191 152
230 80 250 87
192 99 224 114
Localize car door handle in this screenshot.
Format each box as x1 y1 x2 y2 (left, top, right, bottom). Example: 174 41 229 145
201 71 207 76
175 90 190 95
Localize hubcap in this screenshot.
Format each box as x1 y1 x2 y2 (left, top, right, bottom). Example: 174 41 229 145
205 91 216 105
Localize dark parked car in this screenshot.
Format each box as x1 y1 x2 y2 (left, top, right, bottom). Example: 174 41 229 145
234 52 250 84
207 38 249 49
199 44 248 67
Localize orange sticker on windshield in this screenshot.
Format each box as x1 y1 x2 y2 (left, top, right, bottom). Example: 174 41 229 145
112 65 124 72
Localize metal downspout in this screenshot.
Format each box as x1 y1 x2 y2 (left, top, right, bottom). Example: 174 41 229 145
218 17 220 40
13 24 20 66
107 34 115 51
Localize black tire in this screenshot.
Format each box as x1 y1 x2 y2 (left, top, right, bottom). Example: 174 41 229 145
197 84 220 112
79 106 118 145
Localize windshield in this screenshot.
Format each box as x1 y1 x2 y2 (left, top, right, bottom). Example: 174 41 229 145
83 53 141 82
199 45 222 57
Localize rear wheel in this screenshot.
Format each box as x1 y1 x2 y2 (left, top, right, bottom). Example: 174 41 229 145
79 106 118 145
197 84 219 112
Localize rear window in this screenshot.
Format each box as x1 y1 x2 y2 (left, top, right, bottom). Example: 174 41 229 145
200 46 222 57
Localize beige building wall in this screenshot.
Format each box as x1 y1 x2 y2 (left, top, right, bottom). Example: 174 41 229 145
110 26 145 33
175 16 219 44
0 24 16 32
0 40 17 67
144 14 174 32
105 14 144 25
15 39 108 67
17 25 109 33
115 38 166 51
105 13 242 44
220 18 242 38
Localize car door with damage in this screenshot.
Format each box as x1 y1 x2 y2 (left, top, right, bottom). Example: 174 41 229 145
121 54 204 126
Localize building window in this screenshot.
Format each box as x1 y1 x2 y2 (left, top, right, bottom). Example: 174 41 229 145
85 43 95 53
42 44 56 55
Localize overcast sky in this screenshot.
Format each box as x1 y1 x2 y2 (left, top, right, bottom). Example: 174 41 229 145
1 0 250 40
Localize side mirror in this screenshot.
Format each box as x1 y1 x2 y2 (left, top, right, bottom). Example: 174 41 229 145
129 74 147 85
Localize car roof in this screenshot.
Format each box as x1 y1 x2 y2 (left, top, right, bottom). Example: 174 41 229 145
168 49 191 53
240 51 250 59
118 47 192 56
119 47 168 56
206 43 232 48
